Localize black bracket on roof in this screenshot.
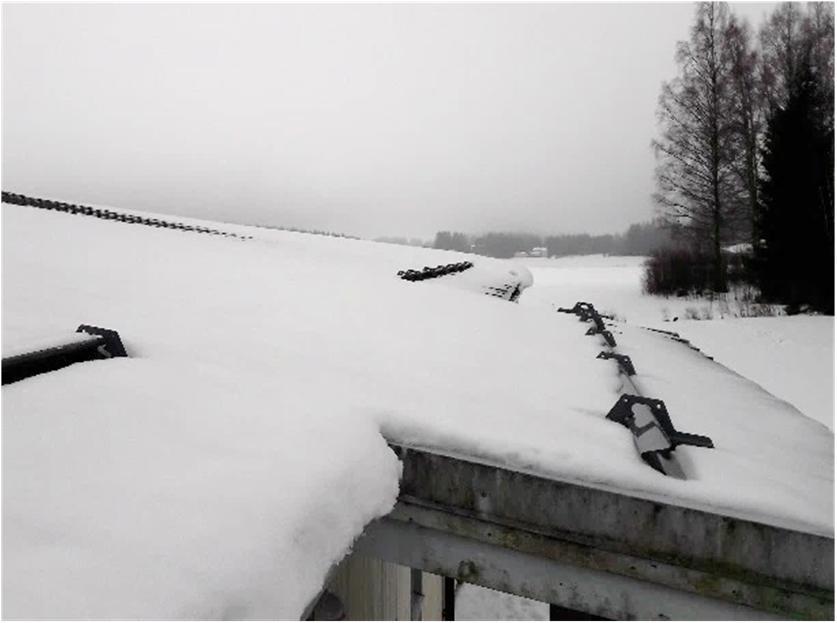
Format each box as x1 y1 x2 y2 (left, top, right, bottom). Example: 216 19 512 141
557 301 614 320
588 327 617 347
596 351 636 376
397 261 473 282
484 283 523 302
557 301 617 347
2 325 128 385
77 324 128 358
605 394 714 476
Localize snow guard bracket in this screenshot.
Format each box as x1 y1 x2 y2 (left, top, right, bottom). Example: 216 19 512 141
606 394 714 477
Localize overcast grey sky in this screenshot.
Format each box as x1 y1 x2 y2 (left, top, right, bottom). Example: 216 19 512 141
3 2 776 239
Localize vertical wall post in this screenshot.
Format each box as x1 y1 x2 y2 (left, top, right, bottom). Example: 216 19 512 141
442 577 456 621
410 569 424 620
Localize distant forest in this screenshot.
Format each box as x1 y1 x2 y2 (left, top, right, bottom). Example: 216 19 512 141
427 221 671 259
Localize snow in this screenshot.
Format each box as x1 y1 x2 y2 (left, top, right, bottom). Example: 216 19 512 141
603 321 832 534
3 361 401 619
2 206 833 619
521 255 771 324
667 316 834 430
465 254 835 620
0 205 567 619
522 255 834 430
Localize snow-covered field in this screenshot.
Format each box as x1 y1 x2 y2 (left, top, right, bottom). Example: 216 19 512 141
3 206 833 619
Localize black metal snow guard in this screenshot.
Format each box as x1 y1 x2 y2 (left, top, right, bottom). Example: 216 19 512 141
1 191 253 240
2 325 128 385
559 301 714 477
557 301 616 347
596 351 636 376
397 260 526 302
484 282 524 302
397 261 473 281
606 394 714 475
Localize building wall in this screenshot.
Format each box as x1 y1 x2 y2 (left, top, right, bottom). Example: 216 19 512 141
327 552 444 620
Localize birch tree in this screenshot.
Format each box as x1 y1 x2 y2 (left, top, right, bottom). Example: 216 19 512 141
653 2 740 291
726 14 764 248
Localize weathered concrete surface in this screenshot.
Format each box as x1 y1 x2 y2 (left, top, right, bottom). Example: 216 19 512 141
362 443 833 620
358 516 784 620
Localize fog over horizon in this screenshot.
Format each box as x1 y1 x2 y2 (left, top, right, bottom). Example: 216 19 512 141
2 2 776 240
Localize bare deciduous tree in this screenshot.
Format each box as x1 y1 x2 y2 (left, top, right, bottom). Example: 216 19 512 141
801 3 834 125
759 2 833 110
759 2 805 111
653 2 740 291
726 14 764 248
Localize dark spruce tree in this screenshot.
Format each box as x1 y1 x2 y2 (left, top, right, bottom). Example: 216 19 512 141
756 58 834 313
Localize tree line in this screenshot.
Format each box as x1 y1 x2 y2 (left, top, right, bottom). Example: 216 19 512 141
653 1 833 312
431 221 672 258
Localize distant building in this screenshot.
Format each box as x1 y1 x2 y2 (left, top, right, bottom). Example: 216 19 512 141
515 247 548 259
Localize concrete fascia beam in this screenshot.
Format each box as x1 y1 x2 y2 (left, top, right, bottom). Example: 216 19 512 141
362 443 833 619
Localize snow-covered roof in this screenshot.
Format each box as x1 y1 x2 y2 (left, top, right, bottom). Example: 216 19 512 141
2 202 832 619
